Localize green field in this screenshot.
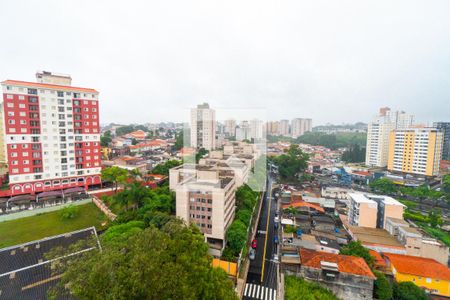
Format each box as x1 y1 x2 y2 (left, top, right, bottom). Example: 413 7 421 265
0 203 108 248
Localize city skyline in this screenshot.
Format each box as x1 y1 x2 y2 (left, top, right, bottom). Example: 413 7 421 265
1 1 450 125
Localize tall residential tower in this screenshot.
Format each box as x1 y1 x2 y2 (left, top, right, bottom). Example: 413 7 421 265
190 103 216 150
365 107 414 167
1 71 101 195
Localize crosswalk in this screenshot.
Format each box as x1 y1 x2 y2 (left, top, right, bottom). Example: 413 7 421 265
243 283 277 300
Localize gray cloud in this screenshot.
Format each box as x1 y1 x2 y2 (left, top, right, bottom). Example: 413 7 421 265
1 0 449 125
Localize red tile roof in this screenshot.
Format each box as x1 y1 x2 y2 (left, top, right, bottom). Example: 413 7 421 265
352 171 371 177
300 248 375 279
282 201 325 213
2 80 98 93
129 139 167 149
384 253 450 281
369 250 387 268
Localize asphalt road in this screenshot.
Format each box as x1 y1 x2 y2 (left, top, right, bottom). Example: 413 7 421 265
244 175 278 300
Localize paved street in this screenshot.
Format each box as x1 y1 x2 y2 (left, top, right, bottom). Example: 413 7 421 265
244 175 278 300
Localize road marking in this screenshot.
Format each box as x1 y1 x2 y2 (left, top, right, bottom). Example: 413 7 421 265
260 182 273 283
243 283 276 300
258 230 266 235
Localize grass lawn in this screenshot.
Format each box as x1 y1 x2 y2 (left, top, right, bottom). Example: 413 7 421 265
421 226 450 247
0 202 109 248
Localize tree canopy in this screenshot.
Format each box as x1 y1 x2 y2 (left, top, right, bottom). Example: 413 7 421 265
339 241 374 268
271 144 309 182
341 144 366 163
151 159 182 176
393 282 427 300
101 166 128 193
48 220 238 300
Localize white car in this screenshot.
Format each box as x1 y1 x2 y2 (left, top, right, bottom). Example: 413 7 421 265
249 248 256 260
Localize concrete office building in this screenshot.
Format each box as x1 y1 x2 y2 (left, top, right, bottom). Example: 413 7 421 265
348 193 405 229
224 119 236 137
366 107 414 167
190 103 216 150
433 122 450 161
291 118 312 138
279 119 290 136
387 127 443 176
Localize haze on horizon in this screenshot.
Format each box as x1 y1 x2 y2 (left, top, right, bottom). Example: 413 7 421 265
1 0 449 126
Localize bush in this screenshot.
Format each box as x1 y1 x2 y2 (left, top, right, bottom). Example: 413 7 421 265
393 282 427 300
285 276 338 300
236 209 252 227
59 205 79 220
225 220 247 256
373 271 393 300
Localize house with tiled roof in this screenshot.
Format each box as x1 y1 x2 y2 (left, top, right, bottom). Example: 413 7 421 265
296 248 375 300
124 130 147 140
384 253 450 297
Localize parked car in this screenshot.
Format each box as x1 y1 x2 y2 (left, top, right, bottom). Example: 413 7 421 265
274 216 279 223
251 239 257 249
249 248 256 260
274 222 279 230
274 236 279 244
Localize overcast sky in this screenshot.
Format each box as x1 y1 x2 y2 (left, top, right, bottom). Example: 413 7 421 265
1 0 449 126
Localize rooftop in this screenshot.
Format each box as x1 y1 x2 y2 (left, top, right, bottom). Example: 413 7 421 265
0 227 99 299
2 79 98 93
300 248 375 279
349 226 404 248
384 253 450 281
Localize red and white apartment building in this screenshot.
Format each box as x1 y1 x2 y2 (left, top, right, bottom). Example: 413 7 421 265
0 71 101 196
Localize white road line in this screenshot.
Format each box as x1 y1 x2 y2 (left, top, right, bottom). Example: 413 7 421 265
273 289 277 300
244 284 249 296
268 288 272 300
265 287 269 300
248 284 253 297
252 284 257 298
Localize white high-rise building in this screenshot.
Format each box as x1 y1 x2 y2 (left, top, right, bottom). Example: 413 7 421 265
279 120 290 136
224 119 236 137
365 107 414 167
190 103 216 150
291 118 312 138
249 119 264 141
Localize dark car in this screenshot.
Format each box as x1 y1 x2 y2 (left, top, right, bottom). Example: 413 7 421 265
274 222 279 230
274 236 279 244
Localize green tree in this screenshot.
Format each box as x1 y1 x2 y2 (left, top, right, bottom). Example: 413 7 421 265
225 220 247 256
272 144 309 182
151 160 182 176
113 181 153 212
59 205 79 220
373 271 393 300
100 130 112 147
131 138 139 145
115 125 136 136
102 220 145 245
393 281 427 300
101 166 128 193
48 220 238 300
342 144 366 163
369 178 396 194
339 241 374 268
196 148 209 163
429 208 443 228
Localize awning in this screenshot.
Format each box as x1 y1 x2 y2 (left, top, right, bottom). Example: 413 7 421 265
37 190 63 199
63 187 85 195
8 195 35 203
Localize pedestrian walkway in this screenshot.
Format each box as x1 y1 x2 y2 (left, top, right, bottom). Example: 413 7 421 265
243 283 276 300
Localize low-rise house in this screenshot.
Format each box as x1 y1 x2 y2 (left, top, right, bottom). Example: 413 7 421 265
348 226 406 254
295 249 375 300
384 253 450 297
312 215 335 233
386 217 449 265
